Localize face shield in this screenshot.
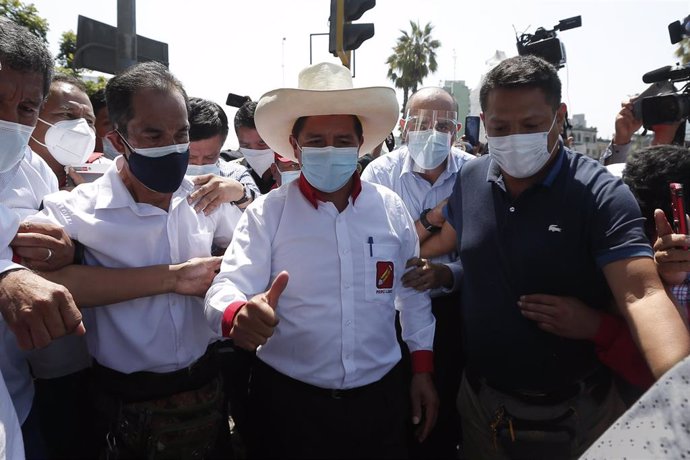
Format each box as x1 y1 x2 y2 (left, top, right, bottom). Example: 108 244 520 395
402 109 458 171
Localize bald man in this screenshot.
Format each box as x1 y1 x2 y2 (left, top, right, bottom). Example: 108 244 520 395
361 87 474 458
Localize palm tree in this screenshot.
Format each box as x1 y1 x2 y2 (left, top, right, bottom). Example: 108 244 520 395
386 21 441 113
675 37 690 65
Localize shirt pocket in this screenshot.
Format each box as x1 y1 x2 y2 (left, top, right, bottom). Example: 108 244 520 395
187 231 214 258
363 242 400 304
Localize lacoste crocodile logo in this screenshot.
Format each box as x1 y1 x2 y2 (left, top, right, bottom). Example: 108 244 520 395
548 224 562 233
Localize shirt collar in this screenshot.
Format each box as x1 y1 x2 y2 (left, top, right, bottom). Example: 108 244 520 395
94 157 190 215
541 145 566 187
95 157 130 210
298 171 362 209
486 143 565 188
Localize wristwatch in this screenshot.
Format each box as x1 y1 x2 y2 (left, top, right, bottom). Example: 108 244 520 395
420 208 441 233
232 186 252 205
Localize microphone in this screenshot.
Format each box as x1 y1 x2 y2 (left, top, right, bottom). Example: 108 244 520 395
643 65 690 83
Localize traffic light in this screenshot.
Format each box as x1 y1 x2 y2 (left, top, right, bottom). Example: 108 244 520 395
329 0 375 68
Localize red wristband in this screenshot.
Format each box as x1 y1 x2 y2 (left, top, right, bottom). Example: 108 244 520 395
221 301 247 337
411 350 434 374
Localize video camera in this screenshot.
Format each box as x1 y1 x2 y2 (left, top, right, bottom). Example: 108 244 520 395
516 16 582 69
635 15 690 128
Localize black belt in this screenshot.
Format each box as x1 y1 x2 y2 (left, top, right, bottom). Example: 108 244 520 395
92 344 221 403
253 358 401 400
465 366 612 406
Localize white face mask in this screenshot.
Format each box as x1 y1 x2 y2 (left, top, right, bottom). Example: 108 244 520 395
186 162 221 176
101 136 121 160
131 142 190 158
0 119 33 173
279 169 300 185
486 114 559 179
407 129 452 170
240 147 274 177
34 118 96 166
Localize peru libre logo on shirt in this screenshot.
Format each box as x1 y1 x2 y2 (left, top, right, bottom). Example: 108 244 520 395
376 261 394 293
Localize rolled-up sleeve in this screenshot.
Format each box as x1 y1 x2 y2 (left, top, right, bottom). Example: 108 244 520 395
0 204 22 275
394 196 435 354
205 198 275 335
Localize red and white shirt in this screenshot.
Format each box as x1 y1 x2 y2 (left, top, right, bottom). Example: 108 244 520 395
206 174 435 389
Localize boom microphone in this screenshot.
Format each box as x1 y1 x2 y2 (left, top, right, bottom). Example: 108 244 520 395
643 65 690 83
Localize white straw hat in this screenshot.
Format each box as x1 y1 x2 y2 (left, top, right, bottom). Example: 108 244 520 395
255 62 399 161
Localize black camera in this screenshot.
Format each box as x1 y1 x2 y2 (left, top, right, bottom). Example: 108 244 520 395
635 15 690 128
633 80 690 128
516 16 582 69
669 15 690 44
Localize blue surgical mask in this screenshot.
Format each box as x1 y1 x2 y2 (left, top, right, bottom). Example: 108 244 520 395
407 129 452 170
299 145 359 193
118 131 190 193
186 162 221 177
0 119 33 173
279 169 300 185
102 136 121 160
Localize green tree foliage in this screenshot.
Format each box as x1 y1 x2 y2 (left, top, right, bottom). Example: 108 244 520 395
0 0 49 42
386 21 441 113
82 76 108 97
55 29 109 96
56 29 77 68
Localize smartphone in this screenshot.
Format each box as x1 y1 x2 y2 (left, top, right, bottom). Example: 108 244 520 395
670 183 688 249
67 163 110 183
464 115 480 146
226 93 251 108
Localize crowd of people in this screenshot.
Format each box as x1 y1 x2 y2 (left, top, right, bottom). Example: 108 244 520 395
1 15 690 460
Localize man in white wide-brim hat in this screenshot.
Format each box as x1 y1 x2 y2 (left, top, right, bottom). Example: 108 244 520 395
205 62 438 458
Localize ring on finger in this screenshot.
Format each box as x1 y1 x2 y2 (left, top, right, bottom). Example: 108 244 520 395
41 248 53 262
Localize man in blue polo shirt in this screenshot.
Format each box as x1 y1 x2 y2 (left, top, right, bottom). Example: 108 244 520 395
423 55 690 459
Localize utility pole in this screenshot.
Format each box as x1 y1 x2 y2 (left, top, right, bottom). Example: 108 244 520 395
116 0 137 72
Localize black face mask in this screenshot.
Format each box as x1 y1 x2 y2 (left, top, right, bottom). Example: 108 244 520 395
126 149 190 193
117 131 190 193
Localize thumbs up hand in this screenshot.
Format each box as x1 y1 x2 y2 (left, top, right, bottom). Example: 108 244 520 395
229 271 289 351
653 209 690 285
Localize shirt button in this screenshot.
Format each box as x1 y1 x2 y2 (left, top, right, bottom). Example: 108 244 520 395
509 206 516 213
346 320 352 326
343 249 350 254
344 284 351 289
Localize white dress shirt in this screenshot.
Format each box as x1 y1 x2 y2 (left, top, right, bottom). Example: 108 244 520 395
0 147 57 220
0 205 28 449
0 367 24 460
0 204 21 275
0 147 59 423
361 146 474 296
32 158 241 374
206 179 435 390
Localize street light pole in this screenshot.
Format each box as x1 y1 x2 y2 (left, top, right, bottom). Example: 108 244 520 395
116 0 137 72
